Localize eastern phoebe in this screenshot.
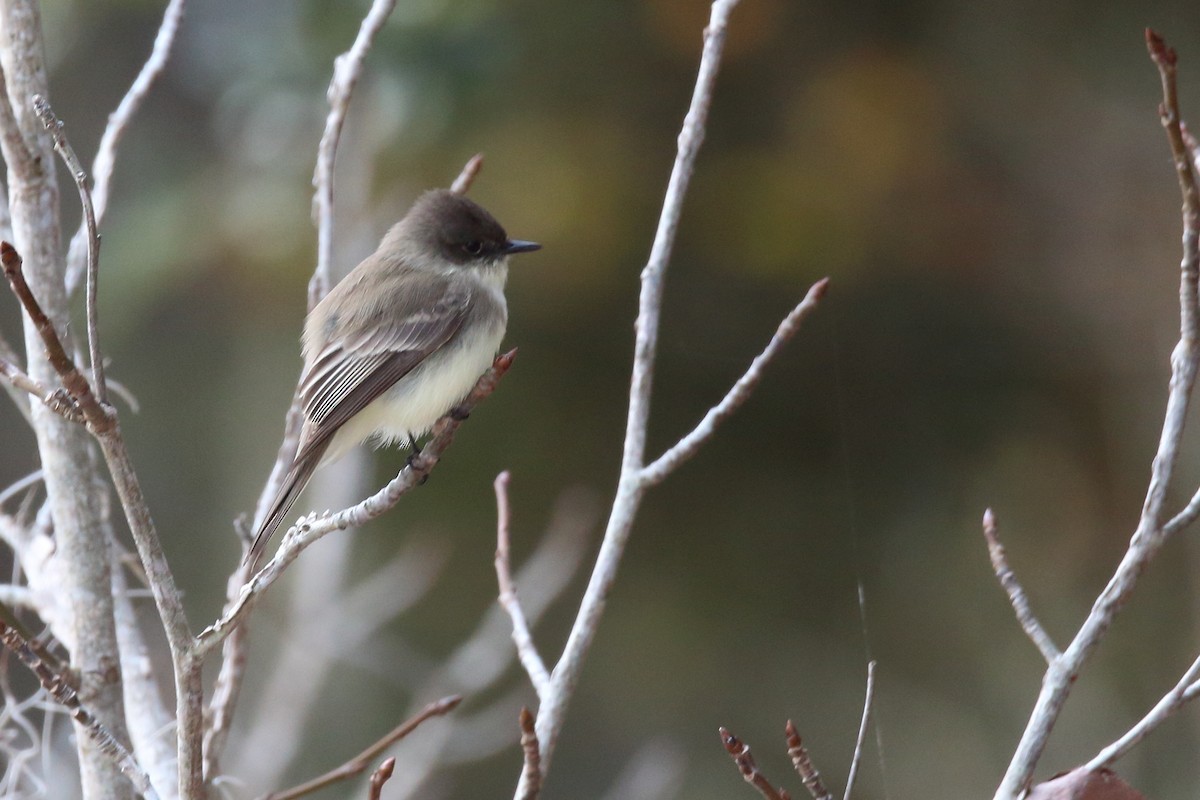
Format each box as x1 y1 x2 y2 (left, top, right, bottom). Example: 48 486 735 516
248 189 539 566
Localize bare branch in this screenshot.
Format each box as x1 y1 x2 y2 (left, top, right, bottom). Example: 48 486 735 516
367 758 395 800
1085 653 1200 771
719 727 791 800
0 584 34 608
232 531 445 788
1165 486 1200 539
4 240 201 794
0 62 35 176
197 351 517 652
843 661 876 800
201 561 249 782
1 241 108 429
72 0 187 285
31 94 105 403
450 153 484 195
0 346 83 422
374 491 596 799
517 707 542 800
640 277 828 486
112 554 179 799
982 509 1060 664
0 620 158 799
260 696 460 800
784 721 830 800
0 469 41 511
0 329 35 424
1150 30 1200 347
310 0 398 306
518 3 749 790
494 471 551 699
0 9 136 795
994 30 1200 798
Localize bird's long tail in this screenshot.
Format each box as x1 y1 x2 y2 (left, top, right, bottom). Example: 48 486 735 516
246 439 330 570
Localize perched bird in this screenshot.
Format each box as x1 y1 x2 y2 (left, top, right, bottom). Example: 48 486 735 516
248 189 539 566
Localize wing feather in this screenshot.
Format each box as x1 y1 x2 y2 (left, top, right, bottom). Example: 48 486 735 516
247 276 472 567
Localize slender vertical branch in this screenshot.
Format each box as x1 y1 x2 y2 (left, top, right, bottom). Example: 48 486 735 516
89 0 185 228
366 758 395 800
3 238 200 795
31 94 105 402
201 561 250 782
494 472 552 699
842 662 876 800
66 0 186 294
310 0 397 305
0 4 133 795
516 4 745 791
450 153 484 195
208 4 401 773
785 722 831 800
113 555 179 799
1 242 106 427
517 707 542 800
720 727 791 800
994 29 1200 798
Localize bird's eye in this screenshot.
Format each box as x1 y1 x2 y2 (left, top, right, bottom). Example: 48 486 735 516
463 240 484 255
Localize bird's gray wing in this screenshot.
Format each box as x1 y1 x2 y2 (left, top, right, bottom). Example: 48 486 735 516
296 284 472 458
247 281 470 567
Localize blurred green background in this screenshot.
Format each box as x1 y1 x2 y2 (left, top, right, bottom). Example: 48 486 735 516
6 0 1200 797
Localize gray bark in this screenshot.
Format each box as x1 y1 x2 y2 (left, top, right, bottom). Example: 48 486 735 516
0 1 133 797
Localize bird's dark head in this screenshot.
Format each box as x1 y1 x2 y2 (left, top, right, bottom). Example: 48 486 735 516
392 189 540 268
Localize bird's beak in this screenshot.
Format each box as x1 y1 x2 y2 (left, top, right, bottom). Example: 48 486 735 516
504 239 541 254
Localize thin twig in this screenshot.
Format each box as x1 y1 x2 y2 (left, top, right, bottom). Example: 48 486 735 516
1085 652 1200 771
111 554 178 798
517 707 542 800
494 472 552 699
994 29 1200 799
209 3 397 774
0 330 35 425
843 661 876 800
0 620 159 799
75 0 186 270
310 0 398 306
1 242 108 429
31 94 105 403
719 727 791 800
450 153 484 195
3 243 200 793
982 509 1060 664
378 490 597 799
0 63 36 177
0 469 42 509
0 13 141 797
0 353 83 422
367 758 395 800
260 695 460 800
641 277 828 485
518 5 750 790
201 560 250 781
197 351 517 652
785 721 831 800
0 584 34 609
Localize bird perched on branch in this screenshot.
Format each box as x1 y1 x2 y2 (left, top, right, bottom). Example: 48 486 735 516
248 189 540 567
